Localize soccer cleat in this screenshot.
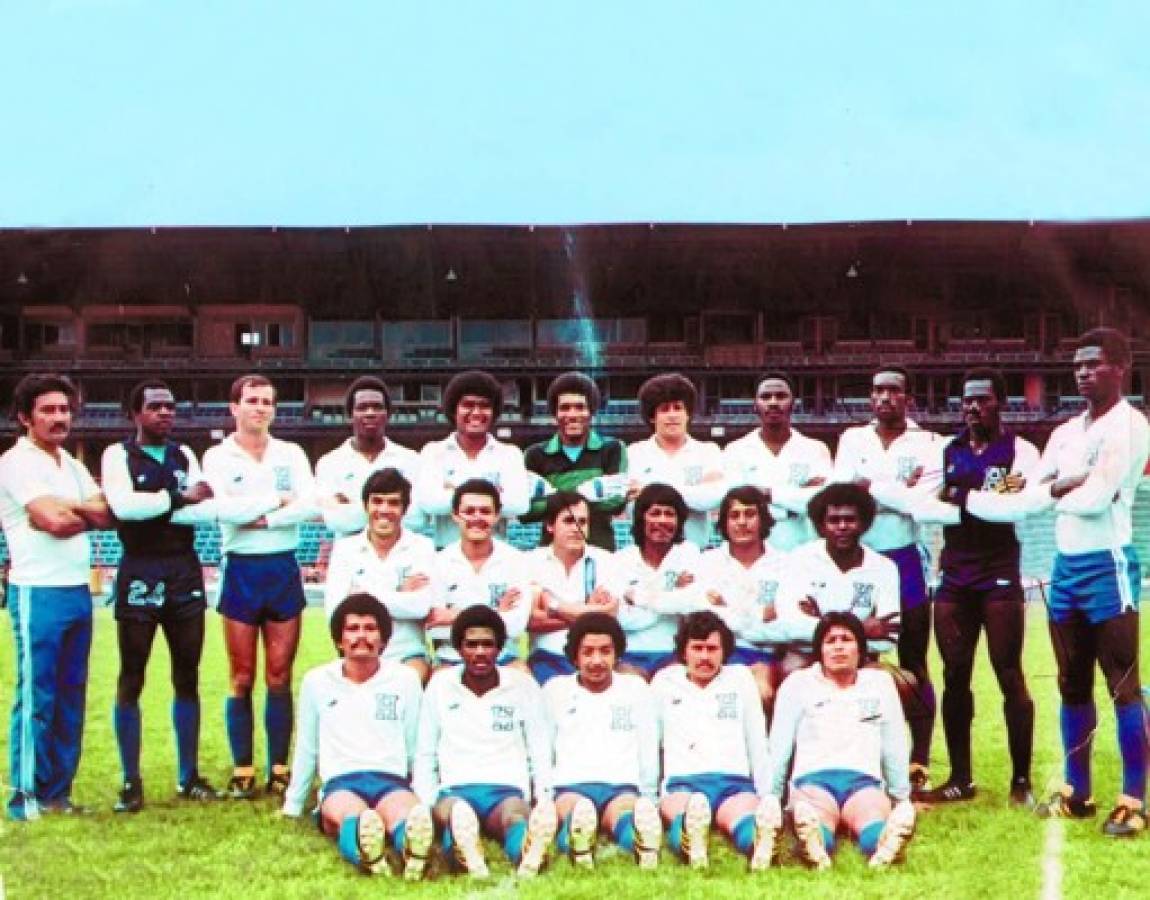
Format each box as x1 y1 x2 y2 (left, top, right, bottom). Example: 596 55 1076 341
113 779 144 814
356 809 389 875
568 796 597 869
908 764 932 801
750 795 782 872
632 796 662 870
517 799 558 879
1102 803 1147 838
176 775 220 802
869 800 916 868
1035 787 1097 820
681 792 711 870
1009 777 1036 810
449 801 489 879
792 800 831 870
402 803 434 881
923 780 976 803
266 768 291 798
224 773 258 801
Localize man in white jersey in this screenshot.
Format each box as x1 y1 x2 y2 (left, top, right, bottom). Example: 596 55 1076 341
833 366 942 793
315 376 421 537
281 593 433 879
526 491 628 684
427 479 532 669
767 611 915 869
544 612 662 869
652 611 775 871
970 328 1150 835
722 372 831 550
202 374 317 800
699 486 791 713
1 374 113 820
413 370 529 548
323 468 437 683
414 605 557 878
627 373 725 548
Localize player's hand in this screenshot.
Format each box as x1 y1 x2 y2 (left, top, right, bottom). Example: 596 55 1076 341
399 573 431 592
700 470 724 484
674 571 695 589
802 476 827 488
1050 473 1087 498
999 473 1027 493
277 491 296 507
705 589 727 607
904 466 924 488
798 596 821 618
761 602 778 623
588 587 619 615
497 587 521 611
425 606 456 628
333 492 350 504
862 612 901 640
853 477 872 493
241 515 269 530
182 481 214 504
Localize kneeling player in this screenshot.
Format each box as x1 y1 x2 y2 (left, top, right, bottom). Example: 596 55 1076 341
415 605 557 878
653 611 776 871
281 594 433 879
767 612 915 869
543 613 662 869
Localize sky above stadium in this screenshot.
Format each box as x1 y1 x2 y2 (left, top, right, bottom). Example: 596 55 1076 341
4 1 1148 227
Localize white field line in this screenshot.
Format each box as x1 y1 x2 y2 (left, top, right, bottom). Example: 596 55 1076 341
1040 818 1064 900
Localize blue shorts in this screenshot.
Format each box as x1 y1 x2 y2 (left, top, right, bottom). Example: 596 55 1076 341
528 650 576 685
322 771 411 807
621 650 675 677
217 551 306 625
729 646 777 666
664 773 756 811
438 784 524 822
555 781 638 814
792 768 883 807
881 544 929 611
1049 547 1141 625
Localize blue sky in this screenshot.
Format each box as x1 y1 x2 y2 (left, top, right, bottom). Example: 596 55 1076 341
3 1 1148 226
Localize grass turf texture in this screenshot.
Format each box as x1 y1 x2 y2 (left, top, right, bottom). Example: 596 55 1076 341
0 605 1146 899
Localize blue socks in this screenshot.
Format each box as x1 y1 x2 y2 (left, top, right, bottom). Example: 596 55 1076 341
612 811 635 851
225 695 254 767
1115 701 1148 799
821 824 837 854
732 815 755 856
667 814 684 854
392 820 408 854
858 820 884 856
1061 702 1097 798
337 815 363 867
557 814 572 855
114 703 142 782
172 697 199 786
504 819 527 864
265 690 293 770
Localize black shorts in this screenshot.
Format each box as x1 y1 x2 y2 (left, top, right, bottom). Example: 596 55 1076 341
114 553 207 624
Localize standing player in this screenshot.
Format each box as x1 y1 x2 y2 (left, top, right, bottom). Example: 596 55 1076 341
413 370 529 548
912 369 1038 805
652 611 775 871
627 373 725 549
202 374 317 800
281 594 433 879
315 376 421 537
543 613 663 869
767 612 915 869
833 366 942 792
414 605 557 878
323 468 437 684
970 329 1150 835
427 479 532 669
101 380 222 812
522 372 628 550
1 374 113 819
722 372 832 550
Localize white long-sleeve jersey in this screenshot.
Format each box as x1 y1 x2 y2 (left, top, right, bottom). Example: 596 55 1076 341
774 541 900 655
768 665 910 802
413 666 551 804
968 400 1150 554
201 435 317 555
543 672 659 800
832 420 944 551
412 434 530 547
525 546 631 657
614 542 706 654
698 542 791 649
314 437 423 536
323 529 437 662
626 436 725 548
722 429 833 551
281 659 422 816
429 539 533 662
652 663 769 796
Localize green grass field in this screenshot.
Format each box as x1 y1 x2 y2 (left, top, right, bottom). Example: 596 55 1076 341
0 604 1146 899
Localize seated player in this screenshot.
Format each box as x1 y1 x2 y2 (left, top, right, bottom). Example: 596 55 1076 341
767 611 916 869
427 479 532 670
324 468 436 684
652 611 775 871
414 605 557 879
281 594 434 880
543 613 662 869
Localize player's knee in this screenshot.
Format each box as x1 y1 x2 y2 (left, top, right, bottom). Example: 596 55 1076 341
1056 673 1092 705
265 668 293 691
116 671 146 705
230 672 256 696
171 669 199 700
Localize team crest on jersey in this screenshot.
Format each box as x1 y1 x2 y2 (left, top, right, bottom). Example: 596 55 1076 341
273 465 291 491
394 565 411 589
491 705 515 733
488 583 508 607
856 697 881 721
684 465 703 486
663 571 680 591
756 581 779 606
172 468 188 492
896 456 917 483
981 465 1008 492
789 463 810 485
610 705 635 731
126 579 165 608
850 582 874 612
375 693 399 721
716 692 738 720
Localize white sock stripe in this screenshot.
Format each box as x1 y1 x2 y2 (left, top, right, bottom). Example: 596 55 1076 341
16 586 36 800
1110 547 1135 612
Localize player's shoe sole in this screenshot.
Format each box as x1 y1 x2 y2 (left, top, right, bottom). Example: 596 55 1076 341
869 799 916 868
633 796 662 870
682 792 711 870
569 796 597 869
518 799 558 879
356 809 389 875
750 795 782 872
402 803 434 881
450 801 489 879
792 800 831 871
